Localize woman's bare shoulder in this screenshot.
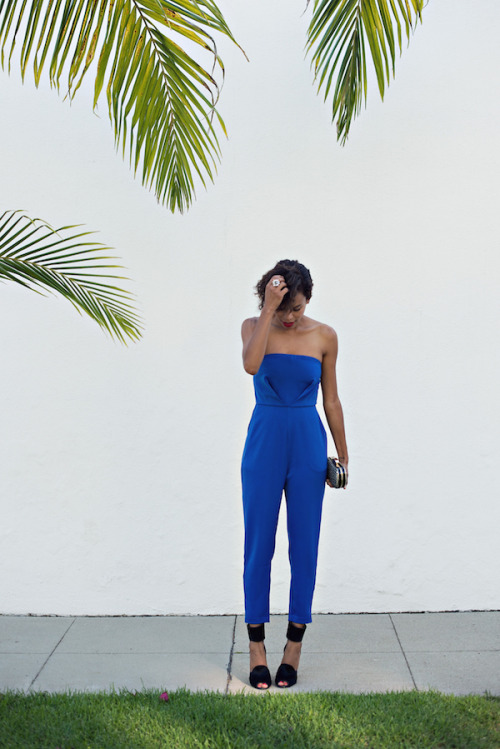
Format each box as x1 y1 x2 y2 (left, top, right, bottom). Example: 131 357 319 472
319 322 338 342
241 317 258 339
304 317 337 341
304 319 338 357
242 316 258 330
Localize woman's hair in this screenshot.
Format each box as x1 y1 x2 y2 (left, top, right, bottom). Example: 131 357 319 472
256 259 313 310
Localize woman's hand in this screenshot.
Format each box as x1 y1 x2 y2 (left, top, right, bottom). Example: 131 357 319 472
263 275 288 312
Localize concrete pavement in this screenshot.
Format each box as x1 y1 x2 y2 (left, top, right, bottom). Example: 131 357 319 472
1 612 499 695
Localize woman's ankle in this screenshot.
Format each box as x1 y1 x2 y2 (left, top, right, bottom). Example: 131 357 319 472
249 640 267 667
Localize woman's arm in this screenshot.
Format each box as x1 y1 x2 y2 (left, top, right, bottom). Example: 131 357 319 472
320 326 349 482
241 276 288 374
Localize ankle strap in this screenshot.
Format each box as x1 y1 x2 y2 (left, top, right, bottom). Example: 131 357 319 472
247 623 265 642
287 622 306 642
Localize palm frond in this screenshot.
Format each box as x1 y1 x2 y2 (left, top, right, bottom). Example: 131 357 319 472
0 209 142 343
0 0 241 212
306 0 424 144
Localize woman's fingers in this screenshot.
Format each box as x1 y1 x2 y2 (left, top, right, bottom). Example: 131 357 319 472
264 275 288 310
269 275 286 290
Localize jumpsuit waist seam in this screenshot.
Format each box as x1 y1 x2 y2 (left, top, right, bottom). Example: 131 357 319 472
255 403 316 408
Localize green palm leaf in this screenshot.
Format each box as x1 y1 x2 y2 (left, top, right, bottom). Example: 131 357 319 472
0 209 142 343
306 0 424 144
0 0 240 212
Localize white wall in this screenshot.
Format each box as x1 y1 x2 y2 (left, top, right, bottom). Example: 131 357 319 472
1 0 499 615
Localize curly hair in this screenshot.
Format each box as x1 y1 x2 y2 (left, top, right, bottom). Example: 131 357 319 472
256 260 313 310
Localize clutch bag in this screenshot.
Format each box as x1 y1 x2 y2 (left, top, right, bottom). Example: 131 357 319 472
327 457 347 489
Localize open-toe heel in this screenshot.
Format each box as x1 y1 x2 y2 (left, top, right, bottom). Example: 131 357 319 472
275 622 306 688
248 624 271 690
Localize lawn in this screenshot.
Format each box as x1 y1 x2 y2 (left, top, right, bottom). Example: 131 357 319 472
0 689 498 748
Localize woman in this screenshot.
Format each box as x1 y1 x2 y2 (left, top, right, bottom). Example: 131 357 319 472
241 259 348 689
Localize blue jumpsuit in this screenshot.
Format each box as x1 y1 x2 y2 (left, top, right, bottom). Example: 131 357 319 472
241 353 327 624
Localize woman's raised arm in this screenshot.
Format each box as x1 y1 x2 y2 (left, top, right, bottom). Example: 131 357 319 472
241 275 288 374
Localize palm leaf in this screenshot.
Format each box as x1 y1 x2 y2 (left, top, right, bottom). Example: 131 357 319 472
306 0 424 144
0 209 142 343
0 0 241 212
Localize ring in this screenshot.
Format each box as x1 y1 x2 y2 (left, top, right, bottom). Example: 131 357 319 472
272 279 280 287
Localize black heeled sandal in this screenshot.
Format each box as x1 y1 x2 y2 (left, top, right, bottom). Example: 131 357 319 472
275 621 306 688
247 623 272 690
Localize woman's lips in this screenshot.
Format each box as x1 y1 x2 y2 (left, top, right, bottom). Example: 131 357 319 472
282 321 294 327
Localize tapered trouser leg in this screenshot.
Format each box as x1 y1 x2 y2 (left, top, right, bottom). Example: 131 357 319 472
242 477 283 624
285 465 325 624
241 405 286 624
285 407 327 623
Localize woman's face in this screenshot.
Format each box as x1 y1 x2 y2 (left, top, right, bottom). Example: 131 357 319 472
274 292 308 330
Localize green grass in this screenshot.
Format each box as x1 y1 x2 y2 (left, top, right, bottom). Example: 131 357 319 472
0 689 498 748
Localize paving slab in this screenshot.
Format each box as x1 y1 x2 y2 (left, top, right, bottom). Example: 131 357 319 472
0 654 49 691
407 650 500 696
56 615 234 654
229 652 415 694
234 614 401 654
31 652 229 693
391 612 500 652
0 616 74 654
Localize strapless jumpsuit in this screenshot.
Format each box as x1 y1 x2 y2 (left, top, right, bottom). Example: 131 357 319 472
241 354 327 624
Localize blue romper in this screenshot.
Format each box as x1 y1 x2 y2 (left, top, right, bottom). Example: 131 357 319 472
241 354 327 624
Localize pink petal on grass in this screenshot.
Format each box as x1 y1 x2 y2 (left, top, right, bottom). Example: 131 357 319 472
159 692 169 702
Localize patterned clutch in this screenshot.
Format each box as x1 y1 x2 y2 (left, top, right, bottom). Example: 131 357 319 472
327 457 347 489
